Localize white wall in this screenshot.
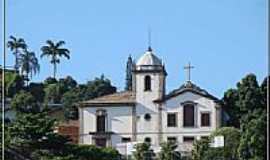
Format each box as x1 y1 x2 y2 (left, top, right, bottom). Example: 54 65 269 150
161 92 217 144
135 72 163 146
79 89 220 153
80 106 133 146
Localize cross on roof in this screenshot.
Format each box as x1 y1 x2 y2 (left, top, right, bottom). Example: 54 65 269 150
184 62 194 82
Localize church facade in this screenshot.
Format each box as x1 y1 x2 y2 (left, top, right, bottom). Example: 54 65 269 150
78 47 222 154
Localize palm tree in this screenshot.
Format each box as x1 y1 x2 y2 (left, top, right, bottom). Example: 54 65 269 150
40 40 70 79
19 49 40 85
7 36 27 72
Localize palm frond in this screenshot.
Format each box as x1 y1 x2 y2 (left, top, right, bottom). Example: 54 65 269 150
9 35 16 41
56 40 65 48
19 49 40 78
46 40 55 48
58 48 70 59
40 46 52 58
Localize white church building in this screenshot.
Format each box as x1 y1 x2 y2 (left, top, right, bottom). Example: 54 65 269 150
78 47 222 154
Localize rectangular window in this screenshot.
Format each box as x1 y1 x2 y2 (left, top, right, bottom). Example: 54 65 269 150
167 113 177 127
183 105 195 127
183 136 195 143
167 137 177 144
122 137 131 143
95 138 107 147
201 113 210 127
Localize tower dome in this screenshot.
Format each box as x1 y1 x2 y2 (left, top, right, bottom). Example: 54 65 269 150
136 47 162 66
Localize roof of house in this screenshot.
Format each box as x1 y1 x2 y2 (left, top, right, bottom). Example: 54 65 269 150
79 82 219 107
154 81 220 103
79 91 136 107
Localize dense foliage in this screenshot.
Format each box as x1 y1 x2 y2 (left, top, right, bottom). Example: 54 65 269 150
3 72 24 98
192 74 267 160
192 127 240 160
2 85 120 160
61 75 116 120
159 142 181 160
133 143 154 160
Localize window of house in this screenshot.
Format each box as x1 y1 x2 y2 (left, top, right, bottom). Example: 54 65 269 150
144 113 151 121
201 113 210 127
144 75 151 91
183 136 195 143
167 113 177 127
95 138 107 147
167 137 177 144
122 137 131 143
183 104 195 127
144 137 151 144
96 110 106 132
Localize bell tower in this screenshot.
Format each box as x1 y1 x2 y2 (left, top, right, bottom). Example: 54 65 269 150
133 47 166 101
133 47 166 146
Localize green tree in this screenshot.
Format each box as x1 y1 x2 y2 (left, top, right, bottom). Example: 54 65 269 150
191 138 210 160
40 40 70 79
125 55 133 91
221 74 267 160
236 76 267 160
28 82 45 103
8 90 71 159
7 87 120 160
8 111 71 159
44 77 58 86
133 143 153 160
61 75 116 120
61 87 83 120
2 72 24 98
222 74 263 128
210 127 240 159
222 88 240 127
260 76 268 108
19 49 40 85
44 83 64 104
7 35 27 71
159 142 180 160
84 75 117 99
58 76 77 91
191 127 240 160
11 91 40 114
238 110 266 160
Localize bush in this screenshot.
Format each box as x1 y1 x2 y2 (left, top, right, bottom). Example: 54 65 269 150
192 127 240 160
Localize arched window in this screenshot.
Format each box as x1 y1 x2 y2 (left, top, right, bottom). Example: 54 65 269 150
144 75 151 91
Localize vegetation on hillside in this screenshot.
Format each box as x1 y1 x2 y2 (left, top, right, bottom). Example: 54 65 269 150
192 74 268 160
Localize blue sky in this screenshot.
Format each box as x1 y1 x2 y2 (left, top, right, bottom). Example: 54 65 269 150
0 0 267 98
